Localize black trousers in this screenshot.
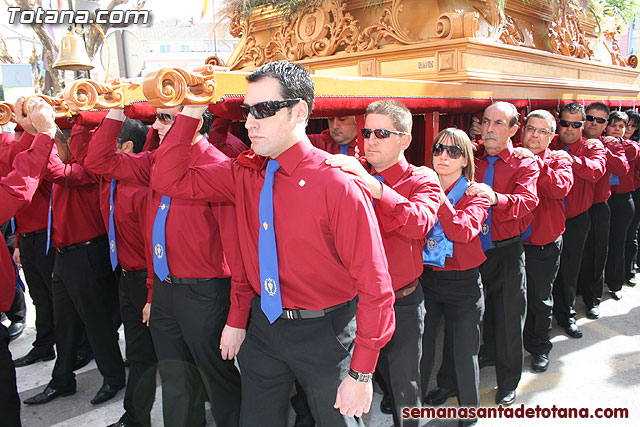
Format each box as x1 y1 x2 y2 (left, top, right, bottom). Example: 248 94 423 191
578 202 609 309
19 231 55 354
118 272 157 427
421 267 484 408
0 323 20 427
377 286 425 427
554 211 590 326
479 239 526 392
523 237 562 356
49 236 124 390
607 193 635 291
627 188 640 280
238 296 362 427
150 276 241 427
5 285 25 323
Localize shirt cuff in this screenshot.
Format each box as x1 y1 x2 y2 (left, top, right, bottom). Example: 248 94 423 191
173 115 200 143
350 344 380 373
437 198 456 221
226 307 250 329
495 192 509 208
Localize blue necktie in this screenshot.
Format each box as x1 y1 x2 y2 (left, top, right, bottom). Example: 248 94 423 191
152 195 171 281
610 174 620 186
423 176 469 268
9 218 15 234
522 224 532 241
259 160 283 323
372 174 385 208
480 156 499 252
108 180 118 270
46 183 53 254
340 144 349 155
562 145 570 211
12 258 24 291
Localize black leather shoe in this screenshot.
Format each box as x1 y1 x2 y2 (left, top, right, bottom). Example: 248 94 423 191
531 354 549 372
625 277 637 287
379 393 393 414
24 385 76 404
8 321 25 341
609 290 622 301
91 383 125 405
13 349 56 367
74 353 94 371
586 306 600 320
564 323 583 339
495 389 516 406
424 387 457 406
478 354 495 369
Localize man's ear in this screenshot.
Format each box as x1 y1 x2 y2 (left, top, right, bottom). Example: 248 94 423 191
400 134 412 150
122 140 134 153
295 101 309 124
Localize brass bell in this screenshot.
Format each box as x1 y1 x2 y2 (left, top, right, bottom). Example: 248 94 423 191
53 29 94 71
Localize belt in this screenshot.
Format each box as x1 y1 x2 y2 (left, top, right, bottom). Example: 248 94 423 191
394 279 419 299
56 236 105 254
163 275 217 285
20 229 47 238
280 300 353 320
121 269 148 279
491 235 522 249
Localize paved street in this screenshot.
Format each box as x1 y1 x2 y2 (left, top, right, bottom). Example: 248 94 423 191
5 273 640 426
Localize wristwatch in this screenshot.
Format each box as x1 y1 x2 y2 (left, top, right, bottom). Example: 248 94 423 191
348 368 373 383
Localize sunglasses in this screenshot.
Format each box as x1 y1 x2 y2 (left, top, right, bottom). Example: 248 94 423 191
586 114 608 124
240 99 301 120
559 119 583 129
432 143 463 159
155 112 175 124
360 128 410 139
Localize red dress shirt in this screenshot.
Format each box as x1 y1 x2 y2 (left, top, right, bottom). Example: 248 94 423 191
593 137 628 202
149 115 396 373
551 136 606 218
0 133 54 311
84 117 235 304
474 140 540 241
431 178 489 271
524 149 574 245
372 158 440 289
209 118 248 159
308 129 357 155
611 138 640 194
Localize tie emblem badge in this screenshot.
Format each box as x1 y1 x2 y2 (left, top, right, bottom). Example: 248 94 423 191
263 221 269 230
427 237 436 250
482 224 489 235
110 240 116 252
264 278 277 296
160 203 167 210
155 243 164 259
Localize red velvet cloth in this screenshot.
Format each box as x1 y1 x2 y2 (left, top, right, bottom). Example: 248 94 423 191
125 101 157 124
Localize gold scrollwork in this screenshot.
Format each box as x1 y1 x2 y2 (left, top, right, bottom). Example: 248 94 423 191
23 94 72 118
355 0 421 52
0 102 14 125
63 79 125 112
142 66 217 107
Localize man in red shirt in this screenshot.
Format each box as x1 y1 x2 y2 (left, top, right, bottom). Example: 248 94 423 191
150 61 396 426
519 110 574 373
308 115 358 155
552 103 606 337
326 99 441 426
467 101 540 406
0 97 56 427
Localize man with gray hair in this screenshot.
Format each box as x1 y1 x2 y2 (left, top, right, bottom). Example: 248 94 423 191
326 99 441 426
466 101 539 405
519 110 574 373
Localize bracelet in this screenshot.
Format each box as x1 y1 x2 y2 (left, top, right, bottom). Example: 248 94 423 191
348 368 373 383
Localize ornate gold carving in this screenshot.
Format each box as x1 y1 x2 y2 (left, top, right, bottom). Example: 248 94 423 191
437 50 457 73
627 55 638 69
23 95 72 118
63 79 125 112
498 16 523 46
142 65 217 107
205 55 226 67
358 59 376 77
436 12 479 40
354 0 421 51
603 29 632 67
548 1 593 60
0 102 14 125
229 16 267 70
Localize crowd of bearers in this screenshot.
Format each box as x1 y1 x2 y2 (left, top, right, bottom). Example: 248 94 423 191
4 61 640 427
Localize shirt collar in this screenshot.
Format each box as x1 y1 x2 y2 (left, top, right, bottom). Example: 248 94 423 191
372 157 410 186
538 147 550 160
271 137 313 176
480 139 513 162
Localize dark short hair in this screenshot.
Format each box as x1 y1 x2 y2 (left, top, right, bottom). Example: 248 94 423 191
608 110 628 126
247 61 314 123
118 118 147 153
559 102 586 120
586 102 610 117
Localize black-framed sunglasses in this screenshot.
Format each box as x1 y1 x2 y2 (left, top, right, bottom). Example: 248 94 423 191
586 114 608 124
432 143 463 159
155 112 175 124
240 99 301 120
559 119 584 129
360 128 410 139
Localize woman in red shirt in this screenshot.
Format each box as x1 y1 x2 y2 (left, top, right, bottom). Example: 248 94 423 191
420 128 489 426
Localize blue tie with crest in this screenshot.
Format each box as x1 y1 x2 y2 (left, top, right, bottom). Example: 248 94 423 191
340 144 349 155
108 180 118 270
480 156 499 252
259 160 283 323
152 195 171 281
46 183 53 254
